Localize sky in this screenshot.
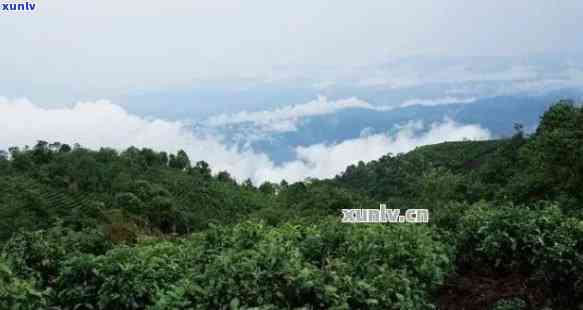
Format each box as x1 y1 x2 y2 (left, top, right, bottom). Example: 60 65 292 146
0 1 581 183
1 0 582 100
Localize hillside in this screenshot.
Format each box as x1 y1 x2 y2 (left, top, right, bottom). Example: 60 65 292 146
1 100 583 309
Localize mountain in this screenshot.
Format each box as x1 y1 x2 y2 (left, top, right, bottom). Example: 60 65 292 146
226 89 583 163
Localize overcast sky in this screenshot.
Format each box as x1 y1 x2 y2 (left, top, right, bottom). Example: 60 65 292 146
2 1 582 182
1 0 582 98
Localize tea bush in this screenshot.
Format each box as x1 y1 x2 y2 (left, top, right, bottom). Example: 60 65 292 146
2 225 112 286
28 220 455 309
457 202 583 302
149 221 453 310
54 241 194 309
0 257 47 310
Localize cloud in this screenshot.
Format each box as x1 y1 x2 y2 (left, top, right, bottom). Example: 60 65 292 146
255 119 491 182
0 97 274 182
202 96 392 133
356 75 422 88
4 0 583 97
400 96 477 107
0 97 491 184
501 67 583 94
202 95 480 137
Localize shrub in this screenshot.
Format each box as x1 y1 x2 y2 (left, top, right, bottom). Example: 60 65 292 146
457 202 583 303
152 221 453 310
2 225 112 286
490 297 527 310
0 257 47 309
12 220 453 309
54 241 192 310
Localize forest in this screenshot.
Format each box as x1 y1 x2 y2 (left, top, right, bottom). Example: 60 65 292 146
1 100 582 309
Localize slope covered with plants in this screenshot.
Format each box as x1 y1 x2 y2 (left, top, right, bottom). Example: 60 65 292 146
1 100 583 309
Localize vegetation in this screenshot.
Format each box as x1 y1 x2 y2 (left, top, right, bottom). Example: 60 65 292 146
1 100 583 309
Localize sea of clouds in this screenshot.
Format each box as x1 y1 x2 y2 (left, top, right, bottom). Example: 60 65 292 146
0 97 491 184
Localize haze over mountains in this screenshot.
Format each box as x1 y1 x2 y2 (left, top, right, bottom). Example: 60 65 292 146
198 89 583 163
2 0 583 183
113 55 583 167
2 84 581 184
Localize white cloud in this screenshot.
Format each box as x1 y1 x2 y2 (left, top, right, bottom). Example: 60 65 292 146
203 96 393 133
311 81 337 90
201 95 479 138
400 96 477 107
501 67 583 94
4 0 583 95
356 75 422 88
0 97 274 182
255 118 491 182
0 97 491 184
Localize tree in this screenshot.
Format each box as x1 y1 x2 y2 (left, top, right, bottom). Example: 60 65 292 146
168 154 177 169
59 144 72 153
217 171 236 185
158 152 168 166
280 180 289 188
513 123 525 139
147 196 178 233
139 148 159 168
176 150 191 170
243 179 255 190
515 100 583 203
96 148 118 163
259 182 276 195
169 150 191 170
114 192 144 215
192 161 211 179
31 140 52 165
9 147 33 171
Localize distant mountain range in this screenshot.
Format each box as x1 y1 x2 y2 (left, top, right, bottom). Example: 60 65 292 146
213 89 583 163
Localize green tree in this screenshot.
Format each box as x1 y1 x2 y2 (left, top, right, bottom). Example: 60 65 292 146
192 160 212 179
258 182 276 195
169 150 190 170
115 192 144 215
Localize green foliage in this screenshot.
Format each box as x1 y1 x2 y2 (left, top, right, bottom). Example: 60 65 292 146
34 221 453 309
150 221 453 310
490 297 527 310
416 167 469 203
506 101 583 208
55 242 191 309
169 150 191 170
1 99 583 308
0 145 271 239
0 257 47 310
428 201 472 234
457 202 583 302
2 225 112 286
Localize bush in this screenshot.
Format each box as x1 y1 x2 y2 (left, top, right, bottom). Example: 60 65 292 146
457 202 583 303
2 225 112 286
54 241 192 310
152 221 453 310
41 220 454 309
426 201 473 234
0 257 47 309
490 297 527 310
